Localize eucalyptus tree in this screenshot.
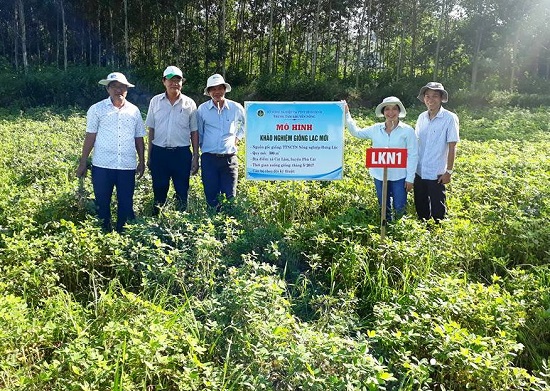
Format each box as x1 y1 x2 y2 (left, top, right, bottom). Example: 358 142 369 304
457 0 501 90
498 0 550 90
16 0 28 73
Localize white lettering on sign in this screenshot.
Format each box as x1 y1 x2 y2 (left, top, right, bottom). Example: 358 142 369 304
372 151 402 165
365 148 408 168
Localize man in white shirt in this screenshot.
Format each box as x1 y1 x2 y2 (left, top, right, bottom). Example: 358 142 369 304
145 66 199 214
76 72 146 232
414 82 459 222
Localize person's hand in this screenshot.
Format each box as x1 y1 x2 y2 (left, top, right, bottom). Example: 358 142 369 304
76 160 88 178
342 100 349 113
438 172 451 184
191 154 200 175
136 161 145 179
405 181 414 192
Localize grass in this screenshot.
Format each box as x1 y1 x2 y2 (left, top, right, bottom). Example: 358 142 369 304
0 106 548 390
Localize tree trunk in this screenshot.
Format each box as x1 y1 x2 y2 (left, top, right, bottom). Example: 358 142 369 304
355 0 369 88
56 4 60 67
311 0 322 82
267 0 274 75
433 0 446 80
14 3 20 70
110 8 115 67
203 0 210 71
60 0 67 71
470 27 483 91
17 0 28 74
218 0 226 74
409 0 418 78
509 30 519 92
124 0 130 67
97 6 102 66
396 23 405 79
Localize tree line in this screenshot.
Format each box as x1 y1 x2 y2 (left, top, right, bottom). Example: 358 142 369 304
1 0 550 95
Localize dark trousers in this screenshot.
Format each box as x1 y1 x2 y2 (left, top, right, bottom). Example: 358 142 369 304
150 145 192 213
91 166 136 232
414 174 446 221
200 153 238 208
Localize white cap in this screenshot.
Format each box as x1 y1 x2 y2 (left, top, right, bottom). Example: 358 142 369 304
98 72 135 87
203 74 232 96
163 66 183 79
374 96 407 118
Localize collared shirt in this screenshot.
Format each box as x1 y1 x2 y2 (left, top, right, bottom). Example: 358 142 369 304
86 98 146 170
415 106 459 180
145 92 197 147
346 113 419 182
197 98 245 154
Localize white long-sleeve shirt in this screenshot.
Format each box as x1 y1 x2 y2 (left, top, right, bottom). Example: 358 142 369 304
346 113 419 182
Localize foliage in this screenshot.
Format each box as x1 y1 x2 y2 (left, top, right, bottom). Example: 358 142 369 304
0 106 549 390
372 276 544 390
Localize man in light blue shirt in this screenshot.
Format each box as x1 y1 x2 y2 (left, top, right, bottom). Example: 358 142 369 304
197 74 245 209
414 82 459 221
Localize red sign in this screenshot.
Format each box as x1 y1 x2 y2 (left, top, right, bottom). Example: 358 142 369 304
366 148 408 168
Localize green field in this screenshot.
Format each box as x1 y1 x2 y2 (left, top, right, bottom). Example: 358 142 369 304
0 106 549 390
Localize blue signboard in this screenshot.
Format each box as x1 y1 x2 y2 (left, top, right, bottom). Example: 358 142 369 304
245 101 345 180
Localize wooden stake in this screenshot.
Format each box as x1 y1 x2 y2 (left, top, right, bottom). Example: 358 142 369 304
380 167 388 241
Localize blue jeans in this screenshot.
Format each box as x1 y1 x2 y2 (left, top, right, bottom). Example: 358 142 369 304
91 166 136 232
200 153 238 208
374 178 407 221
150 145 192 213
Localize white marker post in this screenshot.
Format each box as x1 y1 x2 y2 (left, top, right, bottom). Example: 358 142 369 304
366 148 408 241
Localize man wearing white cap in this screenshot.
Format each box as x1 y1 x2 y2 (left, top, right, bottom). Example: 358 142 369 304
145 66 199 214
197 74 245 210
76 72 146 232
414 82 459 222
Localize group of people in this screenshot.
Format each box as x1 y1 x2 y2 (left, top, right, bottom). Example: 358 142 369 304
76 70 458 232
345 81 460 223
76 68 244 231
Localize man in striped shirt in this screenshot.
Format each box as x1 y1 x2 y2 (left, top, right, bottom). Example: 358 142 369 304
414 82 460 222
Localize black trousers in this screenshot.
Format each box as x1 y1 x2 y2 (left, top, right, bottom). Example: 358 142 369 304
200 153 238 208
414 174 447 221
150 145 192 212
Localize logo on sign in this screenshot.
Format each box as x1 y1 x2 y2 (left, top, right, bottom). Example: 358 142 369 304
366 148 408 168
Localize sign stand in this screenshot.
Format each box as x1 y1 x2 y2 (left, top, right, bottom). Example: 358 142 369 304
365 147 408 242
380 168 388 241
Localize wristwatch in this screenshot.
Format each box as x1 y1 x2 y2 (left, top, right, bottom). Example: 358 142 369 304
446 169 454 175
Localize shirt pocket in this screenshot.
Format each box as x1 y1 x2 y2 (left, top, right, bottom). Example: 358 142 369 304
226 114 242 136
176 109 191 130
